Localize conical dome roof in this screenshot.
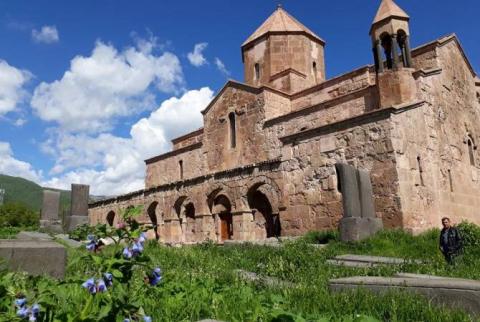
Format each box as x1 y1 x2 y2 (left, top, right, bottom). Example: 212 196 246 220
242 6 324 47
372 0 409 25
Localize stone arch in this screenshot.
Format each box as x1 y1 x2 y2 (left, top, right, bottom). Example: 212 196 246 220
212 194 233 241
206 184 236 212
106 210 115 226
172 196 196 243
147 201 160 240
247 181 282 239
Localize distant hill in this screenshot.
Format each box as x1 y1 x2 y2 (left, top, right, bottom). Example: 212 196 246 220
0 174 71 213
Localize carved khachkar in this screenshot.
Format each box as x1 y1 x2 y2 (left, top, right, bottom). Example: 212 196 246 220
40 190 63 233
66 184 90 232
335 163 383 242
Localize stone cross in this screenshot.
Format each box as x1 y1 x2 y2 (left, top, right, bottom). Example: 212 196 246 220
66 184 90 231
40 190 63 233
335 163 383 242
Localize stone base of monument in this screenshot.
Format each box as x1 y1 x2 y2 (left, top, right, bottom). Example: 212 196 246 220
66 216 89 232
327 254 423 268
329 275 480 316
339 217 383 242
39 220 64 234
0 239 66 279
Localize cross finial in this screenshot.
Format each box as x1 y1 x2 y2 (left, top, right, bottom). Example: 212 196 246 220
277 3 282 9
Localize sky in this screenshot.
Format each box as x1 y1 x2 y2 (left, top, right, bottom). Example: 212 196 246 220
0 0 478 196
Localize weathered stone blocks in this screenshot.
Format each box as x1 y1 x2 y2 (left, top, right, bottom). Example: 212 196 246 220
0 240 66 279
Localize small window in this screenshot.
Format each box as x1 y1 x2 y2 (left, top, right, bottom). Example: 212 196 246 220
448 169 453 192
254 63 260 81
229 112 236 148
179 160 184 180
417 156 424 186
313 62 318 83
467 138 475 166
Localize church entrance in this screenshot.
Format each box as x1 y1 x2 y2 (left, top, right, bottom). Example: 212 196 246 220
247 183 281 239
213 194 233 241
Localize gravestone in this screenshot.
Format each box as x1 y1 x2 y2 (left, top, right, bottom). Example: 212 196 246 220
335 163 383 242
66 184 90 232
40 190 63 233
0 239 66 279
0 188 5 206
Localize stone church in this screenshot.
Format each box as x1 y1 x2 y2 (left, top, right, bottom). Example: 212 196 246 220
89 0 480 242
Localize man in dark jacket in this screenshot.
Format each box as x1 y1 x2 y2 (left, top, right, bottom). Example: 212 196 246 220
439 217 463 265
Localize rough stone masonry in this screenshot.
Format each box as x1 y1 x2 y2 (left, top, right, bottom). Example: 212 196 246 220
89 0 480 244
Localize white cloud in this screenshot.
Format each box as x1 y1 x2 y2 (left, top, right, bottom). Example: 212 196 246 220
32 25 59 44
31 40 185 133
214 57 230 76
14 118 27 127
187 43 208 67
43 87 214 195
0 141 42 183
0 60 31 115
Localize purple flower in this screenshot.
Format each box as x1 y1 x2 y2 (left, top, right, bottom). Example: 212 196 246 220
82 278 96 294
149 267 162 286
31 304 40 315
86 241 96 252
87 234 95 241
16 306 29 318
104 273 113 287
97 279 107 292
123 247 132 259
131 242 143 256
29 314 37 321
138 232 147 244
143 316 152 322
123 319 130 322
15 297 27 308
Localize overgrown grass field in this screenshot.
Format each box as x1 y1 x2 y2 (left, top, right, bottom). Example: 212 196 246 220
1 223 479 321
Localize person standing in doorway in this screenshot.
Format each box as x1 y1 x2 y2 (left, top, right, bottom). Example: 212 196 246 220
439 217 463 265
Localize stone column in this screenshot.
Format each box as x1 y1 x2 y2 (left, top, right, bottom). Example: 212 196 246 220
391 35 400 69
375 40 384 73
66 184 90 232
40 190 63 233
404 36 413 68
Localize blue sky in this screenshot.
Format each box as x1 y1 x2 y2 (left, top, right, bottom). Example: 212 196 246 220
0 0 478 195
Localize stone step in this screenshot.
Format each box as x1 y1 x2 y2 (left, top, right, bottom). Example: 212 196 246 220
328 254 423 267
235 269 295 288
329 276 480 316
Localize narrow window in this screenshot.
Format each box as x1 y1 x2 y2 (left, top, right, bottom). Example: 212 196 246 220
254 63 260 81
179 160 184 180
468 138 475 166
229 112 236 148
313 61 318 83
448 169 453 192
417 156 424 186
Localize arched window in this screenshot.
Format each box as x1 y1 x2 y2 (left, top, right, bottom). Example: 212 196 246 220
106 211 115 226
380 34 393 69
254 63 260 81
448 169 453 192
229 112 236 148
467 137 476 166
179 160 184 180
313 61 318 83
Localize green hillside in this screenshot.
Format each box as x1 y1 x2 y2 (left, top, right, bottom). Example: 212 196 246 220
0 174 71 213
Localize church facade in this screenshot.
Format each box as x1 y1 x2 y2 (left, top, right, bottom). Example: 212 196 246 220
89 0 480 242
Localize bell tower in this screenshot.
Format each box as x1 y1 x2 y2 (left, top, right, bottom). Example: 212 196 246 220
241 6 326 94
370 0 417 108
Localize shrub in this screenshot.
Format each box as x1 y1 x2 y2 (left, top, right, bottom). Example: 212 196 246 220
457 221 480 249
303 230 339 244
0 202 39 228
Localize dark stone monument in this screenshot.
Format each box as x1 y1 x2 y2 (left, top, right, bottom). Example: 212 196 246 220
335 163 383 242
66 184 90 232
40 190 63 233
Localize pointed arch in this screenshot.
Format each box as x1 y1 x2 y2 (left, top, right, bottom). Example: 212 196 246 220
247 180 282 238
106 210 115 226
147 201 160 240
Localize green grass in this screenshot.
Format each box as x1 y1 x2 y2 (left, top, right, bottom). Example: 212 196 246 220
1 227 479 321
